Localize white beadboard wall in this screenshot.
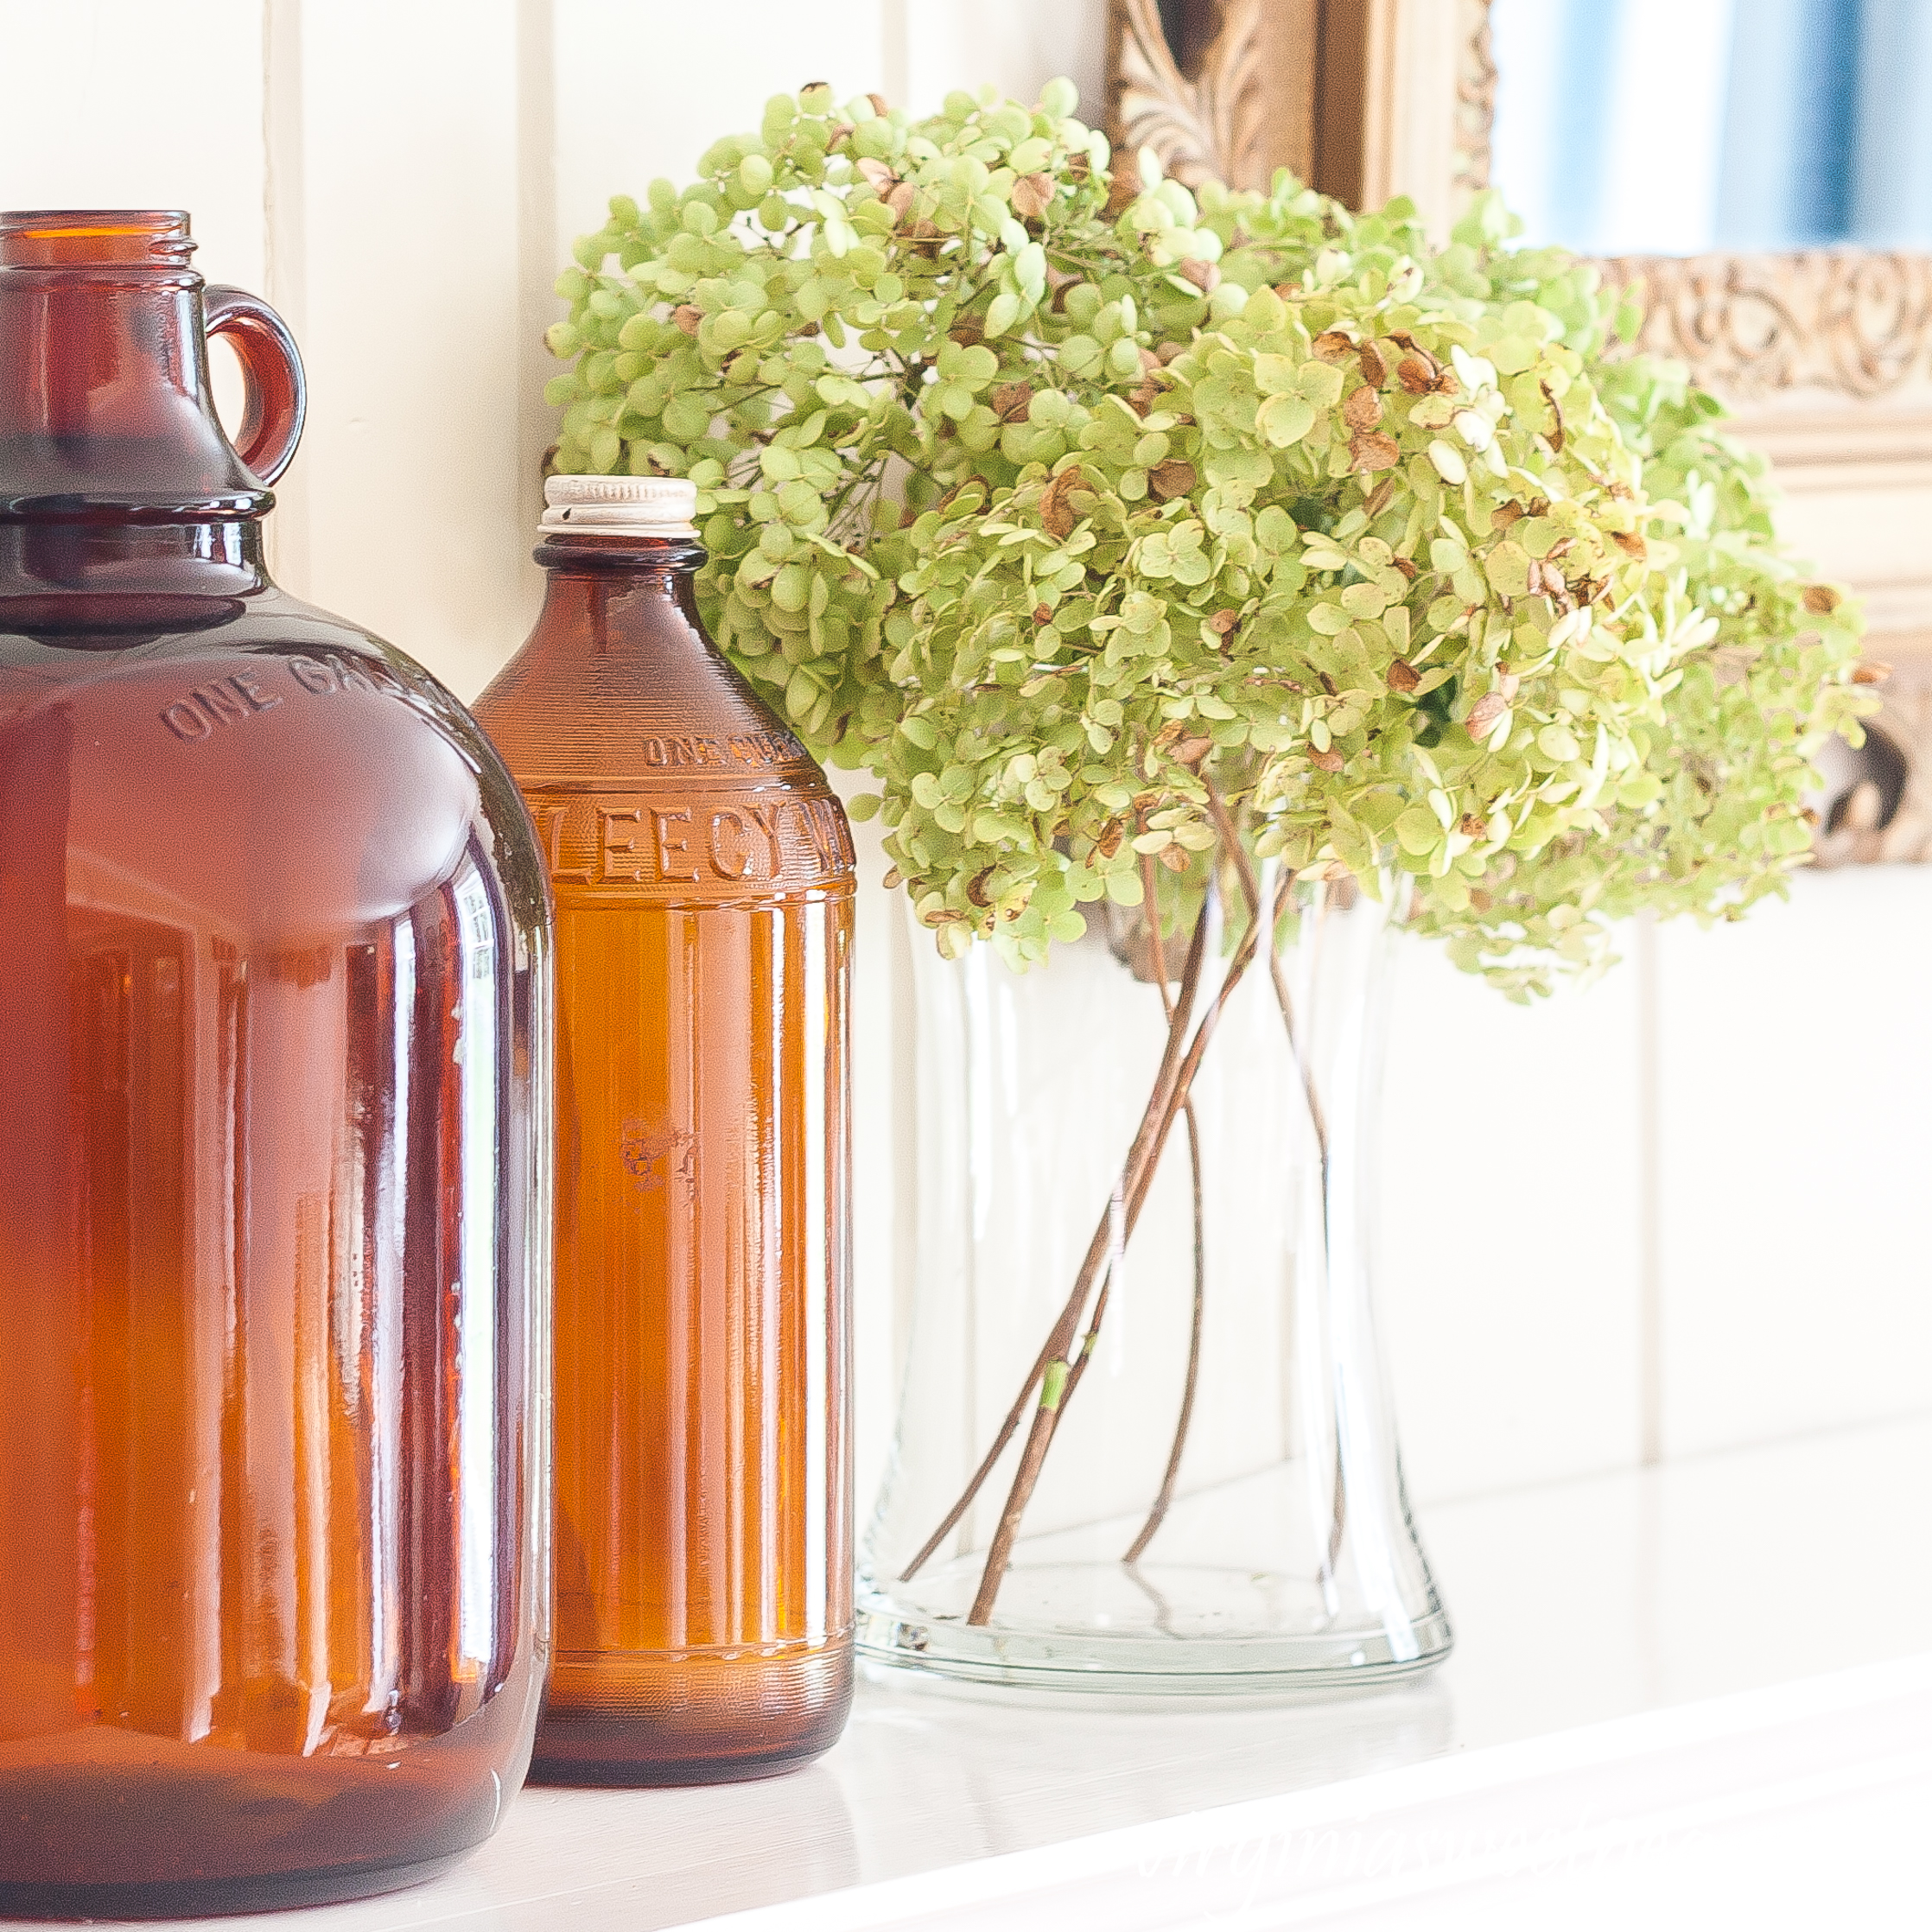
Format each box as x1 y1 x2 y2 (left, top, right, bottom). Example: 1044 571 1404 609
4 0 1927 1529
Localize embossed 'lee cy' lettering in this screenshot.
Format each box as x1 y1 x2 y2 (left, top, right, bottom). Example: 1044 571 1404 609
528 791 851 890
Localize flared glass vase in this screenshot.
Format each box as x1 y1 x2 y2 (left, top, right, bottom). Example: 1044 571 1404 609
857 874 1451 1696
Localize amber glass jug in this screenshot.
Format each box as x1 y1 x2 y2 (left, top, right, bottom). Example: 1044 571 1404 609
474 475 852 1785
0 211 550 1916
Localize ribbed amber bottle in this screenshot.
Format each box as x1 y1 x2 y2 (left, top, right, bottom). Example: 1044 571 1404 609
473 476 853 1784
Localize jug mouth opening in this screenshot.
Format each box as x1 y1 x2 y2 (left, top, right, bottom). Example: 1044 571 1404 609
0 211 196 272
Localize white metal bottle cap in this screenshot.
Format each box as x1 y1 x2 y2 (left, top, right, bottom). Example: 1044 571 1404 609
541 473 699 538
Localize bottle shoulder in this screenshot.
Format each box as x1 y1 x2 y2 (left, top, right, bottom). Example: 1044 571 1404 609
473 580 815 788
0 588 549 942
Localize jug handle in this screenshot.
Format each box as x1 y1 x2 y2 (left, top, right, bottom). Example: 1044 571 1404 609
205 287 307 486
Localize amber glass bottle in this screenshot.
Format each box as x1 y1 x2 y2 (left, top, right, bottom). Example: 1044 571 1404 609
0 212 550 1915
474 476 853 1784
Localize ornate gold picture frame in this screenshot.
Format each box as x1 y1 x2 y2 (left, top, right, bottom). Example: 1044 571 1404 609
1108 0 1932 861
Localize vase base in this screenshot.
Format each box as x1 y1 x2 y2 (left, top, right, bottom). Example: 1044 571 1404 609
855 1557 1452 1700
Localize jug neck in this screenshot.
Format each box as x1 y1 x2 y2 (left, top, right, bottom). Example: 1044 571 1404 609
0 518 267 605
0 211 268 524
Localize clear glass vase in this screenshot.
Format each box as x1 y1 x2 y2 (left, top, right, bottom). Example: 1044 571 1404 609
857 870 1451 1696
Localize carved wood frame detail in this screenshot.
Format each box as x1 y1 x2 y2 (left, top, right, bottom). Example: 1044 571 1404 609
1108 0 1271 193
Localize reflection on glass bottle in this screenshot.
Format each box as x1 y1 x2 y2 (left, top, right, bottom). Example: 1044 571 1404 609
474 476 854 1785
0 209 550 1916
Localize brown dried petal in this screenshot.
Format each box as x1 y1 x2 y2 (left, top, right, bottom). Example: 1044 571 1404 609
855 157 897 190
1103 165 1141 218
867 92 890 117
1158 844 1191 872
1611 531 1648 559
1349 430 1401 473
1459 813 1486 838
949 318 984 347
992 380 1033 422
1095 820 1125 858
881 866 904 890
1308 748 1346 772
1148 459 1198 500
1491 500 1524 531
1312 330 1355 363
1468 887 1493 912
1040 469 1079 539
1466 692 1507 737
1342 385 1384 432
1156 340 1187 364
672 304 702 336
1209 608 1239 635
887 181 918 221
1138 346 1162 374
1396 350 1439 395
1385 659 1420 694
966 867 997 908
1179 257 1219 292
826 121 855 149
1540 377 1566 452
1010 172 1055 219
1032 602 1053 625
1853 659 1892 684
1803 583 1843 613
1172 734 1214 766
1363 476 1397 519
1359 340 1389 386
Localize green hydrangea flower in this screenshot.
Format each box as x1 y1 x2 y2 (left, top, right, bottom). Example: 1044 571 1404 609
544 80 1872 996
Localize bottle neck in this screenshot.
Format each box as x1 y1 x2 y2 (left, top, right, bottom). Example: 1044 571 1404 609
0 211 266 520
531 534 709 651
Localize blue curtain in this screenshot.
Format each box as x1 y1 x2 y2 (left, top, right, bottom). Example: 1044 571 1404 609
1495 0 1932 251
1717 0 1932 246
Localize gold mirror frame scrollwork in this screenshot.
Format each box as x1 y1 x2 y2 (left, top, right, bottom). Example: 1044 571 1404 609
1108 0 1932 866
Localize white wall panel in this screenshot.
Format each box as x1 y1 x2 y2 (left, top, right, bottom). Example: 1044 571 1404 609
1654 868 1932 1459
1378 940 1647 1505
551 0 892 253
0 0 267 294
898 0 1109 120
273 0 531 701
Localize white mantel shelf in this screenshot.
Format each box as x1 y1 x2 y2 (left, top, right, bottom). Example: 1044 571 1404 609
75 1417 1932 1932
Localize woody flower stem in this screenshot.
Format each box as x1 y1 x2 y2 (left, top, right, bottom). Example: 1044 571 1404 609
1124 850 1207 1564
898 899 1211 1586
963 851 1274 1628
